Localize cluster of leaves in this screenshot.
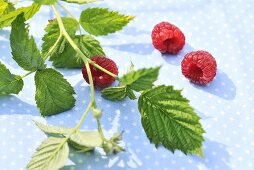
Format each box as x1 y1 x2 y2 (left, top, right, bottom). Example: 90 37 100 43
0 0 134 116
102 65 204 156
0 0 205 169
27 65 204 169
27 121 123 170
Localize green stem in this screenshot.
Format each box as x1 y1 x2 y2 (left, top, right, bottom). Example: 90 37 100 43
40 101 92 169
43 33 63 60
51 4 117 78
51 4 109 143
20 71 34 79
56 1 82 36
84 61 95 105
73 102 93 130
56 1 75 19
97 118 107 141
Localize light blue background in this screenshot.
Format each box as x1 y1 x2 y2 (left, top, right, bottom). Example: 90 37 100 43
0 0 254 169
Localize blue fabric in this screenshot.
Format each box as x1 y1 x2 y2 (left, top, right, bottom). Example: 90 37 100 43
1 0 254 169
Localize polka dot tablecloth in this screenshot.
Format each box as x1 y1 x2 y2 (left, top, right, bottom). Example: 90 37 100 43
1 0 254 169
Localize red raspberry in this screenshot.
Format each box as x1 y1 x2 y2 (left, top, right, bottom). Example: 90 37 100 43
82 56 118 88
181 51 217 85
151 22 185 54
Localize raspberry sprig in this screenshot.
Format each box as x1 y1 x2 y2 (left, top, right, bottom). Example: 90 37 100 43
0 1 206 169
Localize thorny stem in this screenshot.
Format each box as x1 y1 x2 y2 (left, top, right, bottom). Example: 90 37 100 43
52 4 109 143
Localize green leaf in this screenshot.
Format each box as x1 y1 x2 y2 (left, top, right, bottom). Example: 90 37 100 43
33 0 56 5
120 66 160 92
34 121 73 135
69 131 103 148
0 61 24 95
34 121 99 153
49 37 84 68
126 86 137 100
0 3 40 28
101 85 136 101
0 1 8 16
35 68 76 116
138 85 204 156
102 66 159 101
80 8 134 36
27 137 69 170
68 140 94 153
61 0 100 4
0 0 15 15
101 86 127 101
42 17 104 68
10 14 46 71
188 146 204 158
49 35 105 68
0 0 15 16
41 17 79 56
78 35 105 58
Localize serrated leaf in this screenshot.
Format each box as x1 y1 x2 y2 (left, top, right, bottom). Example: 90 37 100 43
61 0 100 4
35 68 76 116
42 17 104 68
49 35 105 68
35 121 73 135
120 66 160 92
138 85 204 156
101 86 127 101
102 66 159 101
78 35 105 58
0 3 40 28
69 131 103 148
80 8 134 36
41 17 79 56
126 86 136 100
0 61 24 95
10 14 46 71
188 146 204 158
101 85 136 101
27 137 69 170
34 0 57 5
49 37 84 68
34 122 99 153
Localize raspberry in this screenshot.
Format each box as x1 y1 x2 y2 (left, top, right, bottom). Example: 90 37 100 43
151 22 185 54
181 51 217 85
82 56 118 88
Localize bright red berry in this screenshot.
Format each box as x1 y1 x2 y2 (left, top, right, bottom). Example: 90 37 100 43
82 56 118 88
151 22 185 54
181 51 217 85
